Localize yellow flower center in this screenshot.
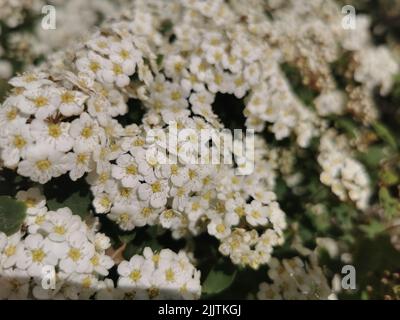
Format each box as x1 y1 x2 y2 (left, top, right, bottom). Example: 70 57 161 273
77 153 88 164
34 96 48 108
54 225 66 235
82 276 92 289
99 172 109 183
81 126 93 138
90 255 99 266
164 209 175 219
120 187 131 198
174 62 183 73
100 197 111 208
36 159 51 171
192 202 200 211
13 135 26 149
151 181 161 193
113 63 123 75
61 91 75 104
89 61 100 72
125 165 137 175
24 74 37 82
170 91 182 101
251 210 261 219
68 248 81 262
141 207 152 217
31 249 45 263
147 287 160 299
234 206 245 217
118 213 130 223
119 49 130 60
214 73 223 85
188 169 196 180
165 268 175 282
35 215 45 225
6 109 17 120
25 197 36 208
171 164 178 175
129 270 142 282
48 124 62 138
152 254 160 264
5 245 16 257
133 138 145 146
216 224 226 234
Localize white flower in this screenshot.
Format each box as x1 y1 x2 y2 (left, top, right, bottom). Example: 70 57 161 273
17 144 72 183
0 268 30 299
22 87 59 120
69 112 102 151
1 232 24 269
94 233 111 252
245 200 269 227
0 96 29 132
117 255 154 289
0 119 32 168
30 119 74 152
93 193 113 214
41 208 83 242
101 60 131 87
207 217 231 239
76 51 111 81
88 252 114 276
111 153 142 188
9 72 52 90
138 178 169 208
58 89 88 117
108 203 139 231
68 144 94 181
59 231 95 274
109 40 140 74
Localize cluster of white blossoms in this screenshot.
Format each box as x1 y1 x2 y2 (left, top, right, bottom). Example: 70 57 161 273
0 187 114 299
0 188 202 299
0 0 43 28
0 0 130 80
116 247 201 300
257 255 334 300
318 130 371 210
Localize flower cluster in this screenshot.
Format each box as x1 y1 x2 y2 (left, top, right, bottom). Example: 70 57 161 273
116 247 201 300
0 0 399 300
318 130 371 210
0 188 202 299
0 187 114 299
257 255 334 300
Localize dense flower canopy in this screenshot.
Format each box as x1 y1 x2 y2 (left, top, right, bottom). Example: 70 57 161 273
0 0 400 300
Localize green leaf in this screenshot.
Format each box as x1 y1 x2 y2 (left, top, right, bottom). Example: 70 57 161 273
202 261 237 295
357 145 385 169
359 220 386 239
0 196 27 236
379 187 400 218
46 190 91 219
372 121 397 150
380 168 399 186
118 233 136 244
335 118 358 139
156 54 164 67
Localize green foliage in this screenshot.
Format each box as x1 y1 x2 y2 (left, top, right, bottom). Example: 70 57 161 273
372 121 398 150
202 260 237 296
44 176 92 219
